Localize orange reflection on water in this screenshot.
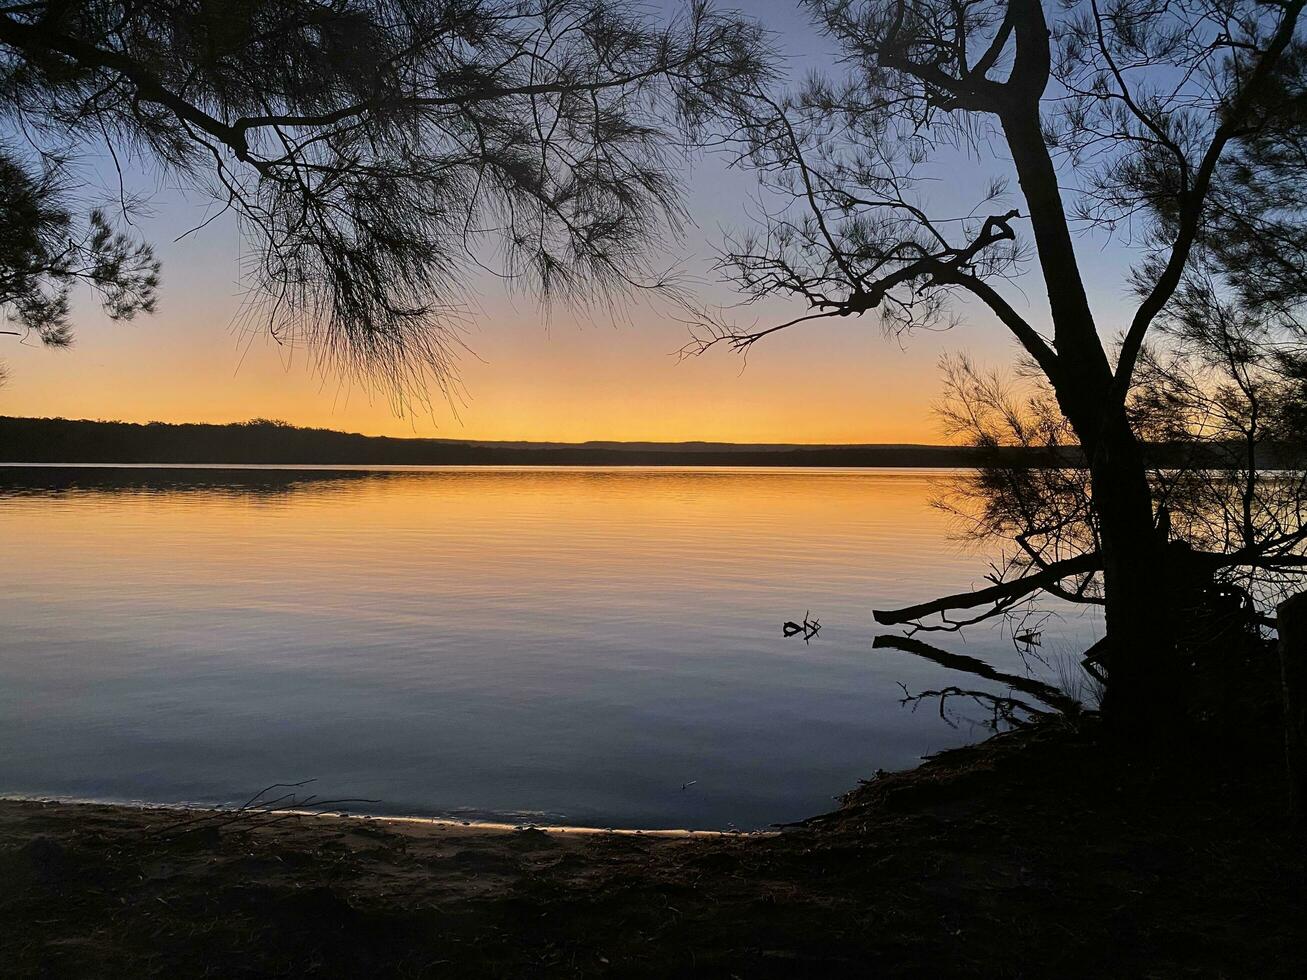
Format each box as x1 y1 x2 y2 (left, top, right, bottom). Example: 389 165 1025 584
0 466 1075 830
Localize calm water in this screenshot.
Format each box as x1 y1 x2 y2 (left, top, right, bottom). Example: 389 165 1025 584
0 466 1101 829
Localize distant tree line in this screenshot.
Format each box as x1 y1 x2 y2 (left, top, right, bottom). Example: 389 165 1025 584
1 415 1291 469
0 415 1032 466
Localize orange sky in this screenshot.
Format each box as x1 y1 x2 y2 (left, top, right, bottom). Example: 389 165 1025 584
0 189 1028 444
1 153 1151 446
1 269 1009 444
4 312 948 445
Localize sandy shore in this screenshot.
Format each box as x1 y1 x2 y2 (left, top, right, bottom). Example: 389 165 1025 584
4 722 1306 977
0 797 745 838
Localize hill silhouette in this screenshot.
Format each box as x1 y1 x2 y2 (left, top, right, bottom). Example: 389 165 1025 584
0 416 1053 467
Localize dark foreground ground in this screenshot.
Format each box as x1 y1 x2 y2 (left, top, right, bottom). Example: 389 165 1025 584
3 721 1305 978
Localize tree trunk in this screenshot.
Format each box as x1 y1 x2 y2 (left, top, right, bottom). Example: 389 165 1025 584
995 10 1181 743
1091 414 1180 741
1279 592 1307 824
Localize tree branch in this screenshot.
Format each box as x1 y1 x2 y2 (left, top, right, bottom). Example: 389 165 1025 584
934 266 1058 379
872 551 1102 625
0 14 260 166
1111 0 1307 404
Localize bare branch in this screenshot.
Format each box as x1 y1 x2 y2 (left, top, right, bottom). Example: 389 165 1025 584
872 552 1102 625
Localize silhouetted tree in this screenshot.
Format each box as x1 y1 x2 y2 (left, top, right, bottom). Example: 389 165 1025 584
930 307 1307 633
0 0 767 400
0 153 158 361
686 0 1307 738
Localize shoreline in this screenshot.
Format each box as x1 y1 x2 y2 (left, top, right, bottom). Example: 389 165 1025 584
0 793 757 839
5 722 1305 977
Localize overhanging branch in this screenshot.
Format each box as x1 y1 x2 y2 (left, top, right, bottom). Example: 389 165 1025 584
873 543 1305 637
873 552 1102 626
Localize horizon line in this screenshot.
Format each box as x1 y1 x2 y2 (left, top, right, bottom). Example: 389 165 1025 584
0 414 967 452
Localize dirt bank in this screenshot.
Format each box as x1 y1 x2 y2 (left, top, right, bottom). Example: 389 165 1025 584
3 721 1305 978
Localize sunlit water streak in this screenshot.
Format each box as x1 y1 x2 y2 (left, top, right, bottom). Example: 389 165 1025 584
0 466 1103 829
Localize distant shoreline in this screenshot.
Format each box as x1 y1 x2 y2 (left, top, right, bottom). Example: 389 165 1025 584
1 415 1067 468
0 461 979 471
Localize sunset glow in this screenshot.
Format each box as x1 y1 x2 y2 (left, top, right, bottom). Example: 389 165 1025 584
0 211 1035 445
0 0 1138 446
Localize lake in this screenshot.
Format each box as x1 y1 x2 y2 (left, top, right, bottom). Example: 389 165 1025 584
0 466 1102 829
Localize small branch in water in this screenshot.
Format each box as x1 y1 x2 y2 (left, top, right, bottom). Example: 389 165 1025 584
783 611 822 643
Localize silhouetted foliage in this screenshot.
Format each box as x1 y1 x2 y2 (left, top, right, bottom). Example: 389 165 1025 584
0 152 158 353
932 314 1307 621
685 0 1307 737
0 0 769 401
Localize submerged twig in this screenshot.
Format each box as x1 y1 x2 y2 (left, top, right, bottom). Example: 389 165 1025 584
783 610 822 643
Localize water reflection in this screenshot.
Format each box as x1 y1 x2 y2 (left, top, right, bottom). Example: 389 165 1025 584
0 466 1102 829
